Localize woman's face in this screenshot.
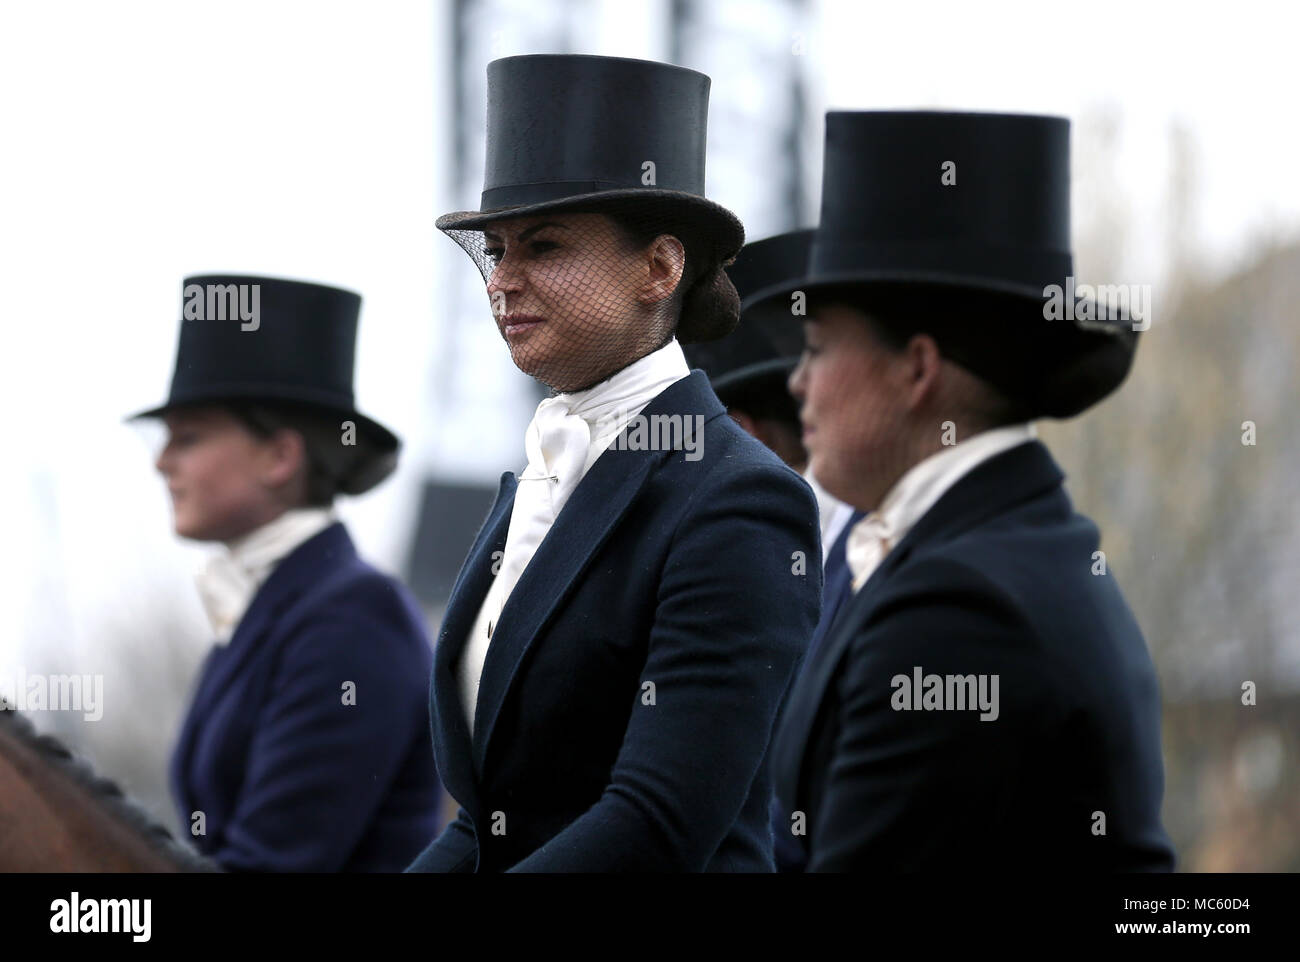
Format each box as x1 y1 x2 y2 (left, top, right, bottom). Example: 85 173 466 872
788 304 914 512
154 407 300 542
481 212 682 392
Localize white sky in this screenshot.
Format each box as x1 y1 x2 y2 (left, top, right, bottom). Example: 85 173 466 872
0 1 443 678
813 0 1300 283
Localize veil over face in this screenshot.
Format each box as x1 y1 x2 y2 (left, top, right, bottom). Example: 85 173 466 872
436 54 747 390
447 210 689 392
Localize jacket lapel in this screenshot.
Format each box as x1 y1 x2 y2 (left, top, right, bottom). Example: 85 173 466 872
172 523 355 797
775 440 1065 808
470 371 726 776
430 471 516 811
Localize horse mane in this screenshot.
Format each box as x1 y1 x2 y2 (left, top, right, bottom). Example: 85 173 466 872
0 702 219 872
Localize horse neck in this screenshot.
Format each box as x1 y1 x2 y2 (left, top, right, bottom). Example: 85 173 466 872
0 724 182 872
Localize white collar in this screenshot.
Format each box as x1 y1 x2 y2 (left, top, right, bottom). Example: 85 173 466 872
846 423 1036 591
195 507 338 644
563 339 690 423
873 423 1036 541
560 339 691 469
224 506 337 582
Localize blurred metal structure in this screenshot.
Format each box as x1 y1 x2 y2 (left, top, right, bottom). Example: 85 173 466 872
672 0 812 238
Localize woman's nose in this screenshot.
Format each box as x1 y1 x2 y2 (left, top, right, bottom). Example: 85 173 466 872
486 254 524 297
788 355 808 401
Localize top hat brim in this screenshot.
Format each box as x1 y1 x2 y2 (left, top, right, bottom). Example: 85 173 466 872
127 387 401 495
748 266 1055 314
739 277 814 316
707 356 799 401
760 269 1139 419
436 188 745 265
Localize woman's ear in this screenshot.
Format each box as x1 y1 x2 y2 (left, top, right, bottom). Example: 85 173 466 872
902 333 944 411
261 427 309 494
638 234 686 306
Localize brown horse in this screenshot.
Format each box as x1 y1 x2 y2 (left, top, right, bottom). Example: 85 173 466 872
0 703 217 872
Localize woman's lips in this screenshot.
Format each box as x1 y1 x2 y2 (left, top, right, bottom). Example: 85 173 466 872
502 314 545 337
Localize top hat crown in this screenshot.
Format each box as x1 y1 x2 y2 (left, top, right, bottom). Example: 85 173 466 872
129 274 399 493
810 110 1072 297
436 54 744 265
777 110 1139 418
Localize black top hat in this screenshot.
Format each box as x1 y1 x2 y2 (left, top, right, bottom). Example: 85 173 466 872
774 111 1139 419
436 55 744 278
129 274 399 494
684 230 812 409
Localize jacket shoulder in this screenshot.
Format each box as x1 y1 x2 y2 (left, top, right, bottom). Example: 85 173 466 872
693 414 816 498
275 552 432 661
860 500 1148 721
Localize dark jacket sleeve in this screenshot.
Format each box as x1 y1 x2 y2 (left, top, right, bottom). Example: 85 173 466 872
507 459 822 871
405 807 478 873
807 556 1055 871
210 601 429 872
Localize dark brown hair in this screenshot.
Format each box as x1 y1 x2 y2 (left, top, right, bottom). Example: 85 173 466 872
602 206 740 344
225 402 368 507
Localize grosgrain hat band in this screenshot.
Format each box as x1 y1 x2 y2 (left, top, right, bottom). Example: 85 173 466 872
480 180 699 209
807 240 1073 293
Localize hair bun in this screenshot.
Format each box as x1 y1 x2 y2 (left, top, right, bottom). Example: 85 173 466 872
677 265 740 343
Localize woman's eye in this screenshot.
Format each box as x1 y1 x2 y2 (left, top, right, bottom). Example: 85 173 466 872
483 239 556 263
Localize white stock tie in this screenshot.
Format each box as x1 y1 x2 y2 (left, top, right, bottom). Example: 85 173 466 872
493 394 594 620
845 513 895 593
456 339 692 732
193 507 336 644
457 395 593 732
195 552 256 644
